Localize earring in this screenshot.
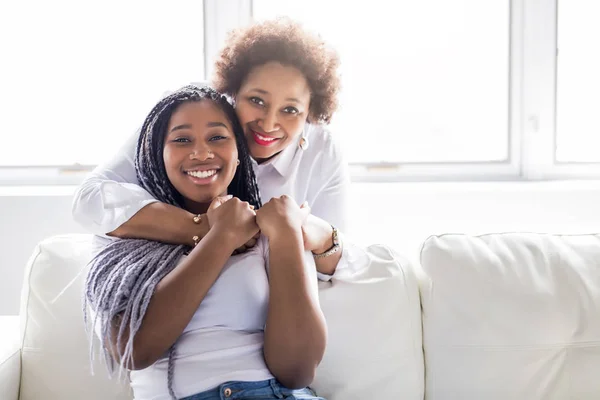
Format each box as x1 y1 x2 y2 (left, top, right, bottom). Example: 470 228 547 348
299 136 309 150
236 159 240 166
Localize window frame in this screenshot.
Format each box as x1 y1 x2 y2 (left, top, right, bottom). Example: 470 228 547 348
2 0 598 186
521 0 600 180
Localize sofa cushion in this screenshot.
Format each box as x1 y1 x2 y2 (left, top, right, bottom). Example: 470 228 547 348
19 235 424 400
0 316 20 400
19 234 132 400
420 233 600 400
312 244 424 400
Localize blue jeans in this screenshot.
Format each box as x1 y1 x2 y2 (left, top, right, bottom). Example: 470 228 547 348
180 379 325 400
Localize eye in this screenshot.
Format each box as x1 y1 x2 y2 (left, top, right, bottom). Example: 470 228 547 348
283 106 299 115
209 135 228 142
172 137 191 143
249 97 265 107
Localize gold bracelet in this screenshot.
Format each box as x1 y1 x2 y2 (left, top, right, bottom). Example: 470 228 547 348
192 214 202 246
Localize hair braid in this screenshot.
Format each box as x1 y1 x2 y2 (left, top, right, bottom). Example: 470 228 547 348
84 84 261 399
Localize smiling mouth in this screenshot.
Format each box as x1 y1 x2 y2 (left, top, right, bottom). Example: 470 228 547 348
187 169 217 178
184 169 219 185
251 130 281 147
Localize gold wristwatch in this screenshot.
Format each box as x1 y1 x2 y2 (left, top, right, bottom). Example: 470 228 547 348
313 225 341 259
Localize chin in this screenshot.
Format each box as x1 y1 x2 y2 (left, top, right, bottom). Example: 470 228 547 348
178 187 219 206
191 190 221 203
250 146 280 161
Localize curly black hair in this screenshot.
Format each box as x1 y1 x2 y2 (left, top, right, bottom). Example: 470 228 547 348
213 17 341 124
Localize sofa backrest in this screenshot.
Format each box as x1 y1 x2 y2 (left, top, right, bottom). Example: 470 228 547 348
313 244 424 399
18 234 132 400
419 232 600 400
17 234 425 400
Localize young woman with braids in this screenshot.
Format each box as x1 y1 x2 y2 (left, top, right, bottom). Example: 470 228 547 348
85 85 327 400
73 18 349 278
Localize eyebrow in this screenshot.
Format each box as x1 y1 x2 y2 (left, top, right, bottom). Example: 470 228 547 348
169 122 228 133
249 88 302 104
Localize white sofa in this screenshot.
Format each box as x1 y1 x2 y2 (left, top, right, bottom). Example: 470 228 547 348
1 232 600 399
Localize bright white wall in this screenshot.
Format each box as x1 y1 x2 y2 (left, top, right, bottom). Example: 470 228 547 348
1 181 599 316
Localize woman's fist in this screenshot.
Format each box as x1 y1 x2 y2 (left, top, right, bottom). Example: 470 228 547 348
206 195 259 250
255 195 309 239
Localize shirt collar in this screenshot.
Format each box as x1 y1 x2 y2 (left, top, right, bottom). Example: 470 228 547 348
252 134 302 177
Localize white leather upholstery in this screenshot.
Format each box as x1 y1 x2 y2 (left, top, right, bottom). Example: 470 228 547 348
313 245 424 400
0 316 20 400
420 233 600 400
18 235 132 400
5 232 600 400
7 234 422 399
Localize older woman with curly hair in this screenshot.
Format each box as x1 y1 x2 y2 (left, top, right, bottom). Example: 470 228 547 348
73 17 350 279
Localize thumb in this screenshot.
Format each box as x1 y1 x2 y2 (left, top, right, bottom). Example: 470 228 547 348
209 194 233 210
299 201 311 221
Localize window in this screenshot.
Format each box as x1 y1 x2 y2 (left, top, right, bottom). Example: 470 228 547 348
0 0 204 168
556 0 600 163
2 0 599 183
253 1 511 165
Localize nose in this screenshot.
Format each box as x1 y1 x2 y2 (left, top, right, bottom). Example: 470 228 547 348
257 109 280 133
189 142 214 161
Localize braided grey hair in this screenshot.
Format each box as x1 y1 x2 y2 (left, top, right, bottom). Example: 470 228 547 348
83 84 261 399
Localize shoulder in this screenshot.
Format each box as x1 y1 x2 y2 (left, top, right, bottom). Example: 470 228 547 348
303 123 346 164
91 234 116 257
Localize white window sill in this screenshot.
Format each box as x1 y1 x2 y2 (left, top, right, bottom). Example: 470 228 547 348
2 180 600 198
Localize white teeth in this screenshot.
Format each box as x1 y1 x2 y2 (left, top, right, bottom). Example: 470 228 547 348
255 132 276 141
187 170 217 178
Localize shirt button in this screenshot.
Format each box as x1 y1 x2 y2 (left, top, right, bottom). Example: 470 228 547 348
223 387 232 397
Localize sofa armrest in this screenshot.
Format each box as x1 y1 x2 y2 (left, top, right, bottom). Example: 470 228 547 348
0 316 21 400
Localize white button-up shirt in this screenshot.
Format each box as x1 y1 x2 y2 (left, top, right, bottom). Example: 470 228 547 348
72 122 353 279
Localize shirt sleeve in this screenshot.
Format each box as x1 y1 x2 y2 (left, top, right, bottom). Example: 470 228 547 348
309 129 354 281
308 130 351 234
315 235 368 282
71 129 158 235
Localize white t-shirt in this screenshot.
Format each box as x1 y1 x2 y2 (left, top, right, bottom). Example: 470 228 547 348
91 235 319 400
83 119 361 398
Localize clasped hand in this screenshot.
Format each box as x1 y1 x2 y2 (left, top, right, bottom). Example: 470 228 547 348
206 195 311 253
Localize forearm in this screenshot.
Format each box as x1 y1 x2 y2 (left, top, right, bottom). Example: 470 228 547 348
108 201 204 247
111 230 234 369
264 230 327 389
72 130 152 235
305 214 343 276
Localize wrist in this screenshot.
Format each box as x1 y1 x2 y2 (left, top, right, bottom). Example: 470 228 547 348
312 225 334 254
312 225 341 259
204 227 238 253
186 212 209 247
268 226 303 245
